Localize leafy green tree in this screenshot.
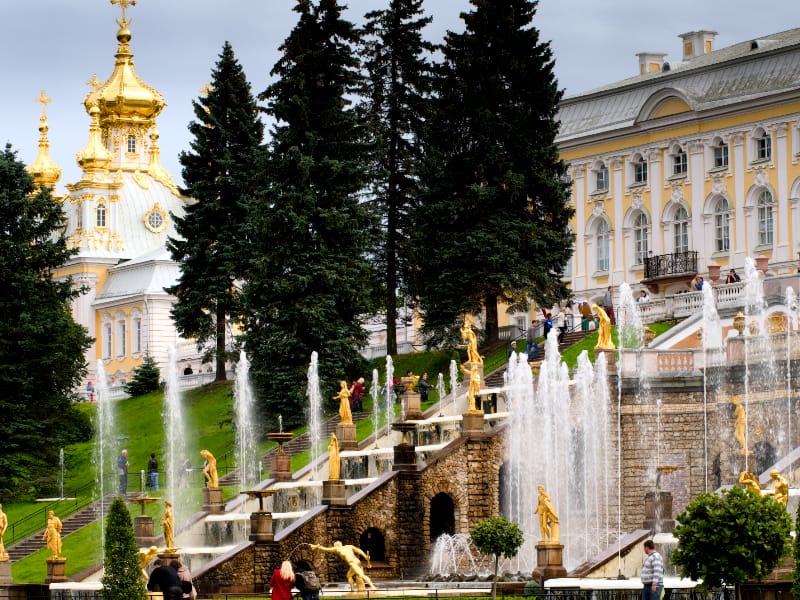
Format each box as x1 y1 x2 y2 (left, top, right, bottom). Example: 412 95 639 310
167 41 264 381
672 486 791 594
361 0 433 355
792 497 800 599
102 497 147 600
0 144 93 499
124 353 160 397
411 0 574 344
242 0 377 423
470 516 524 600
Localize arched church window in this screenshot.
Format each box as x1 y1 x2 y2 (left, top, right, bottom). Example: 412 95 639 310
96 202 107 228
127 134 136 153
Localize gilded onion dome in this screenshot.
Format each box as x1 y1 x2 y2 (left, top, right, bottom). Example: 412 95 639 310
26 90 62 188
76 105 113 173
83 16 165 129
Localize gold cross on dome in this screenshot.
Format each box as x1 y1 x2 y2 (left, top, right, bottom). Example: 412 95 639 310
86 74 101 91
35 90 52 117
111 0 137 23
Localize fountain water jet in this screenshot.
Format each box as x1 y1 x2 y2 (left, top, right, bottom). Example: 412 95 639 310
234 350 258 490
93 361 114 563
306 352 323 481
164 347 188 523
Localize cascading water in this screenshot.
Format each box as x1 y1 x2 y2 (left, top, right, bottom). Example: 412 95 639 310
234 350 258 490
701 282 724 492
306 352 323 481
786 287 797 484
164 347 187 523
93 361 114 563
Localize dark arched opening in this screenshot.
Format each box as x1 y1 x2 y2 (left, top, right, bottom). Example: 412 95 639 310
429 492 455 542
359 527 385 562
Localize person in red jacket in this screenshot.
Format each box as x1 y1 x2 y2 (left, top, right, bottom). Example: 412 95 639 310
269 560 295 600
349 377 365 413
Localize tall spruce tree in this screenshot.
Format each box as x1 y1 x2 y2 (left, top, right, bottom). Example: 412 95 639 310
361 0 434 355
167 42 264 381
101 497 147 600
411 0 574 343
0 144 93 498
242 0 377 423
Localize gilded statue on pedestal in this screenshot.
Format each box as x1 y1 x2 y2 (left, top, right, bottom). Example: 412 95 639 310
43 510 63 558
591 304 615 350
328 433 341 481
310 541 376 591
460 363 482 412
0 503 8 561
461 321 483 365
731 397 748 455
200 449 219 488
335 380 353 425
738 471 761 494
161 500 175 551
767 469 788 506
535 485 560 543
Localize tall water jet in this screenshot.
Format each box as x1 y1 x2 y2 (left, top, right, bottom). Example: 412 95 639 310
234 350 258 490
164 347 187 522
306 352 323 481
436 373 446 415
701 282 723 491
384 355 395 439
93 360 114 562
449 359 459 417
370 368 381 446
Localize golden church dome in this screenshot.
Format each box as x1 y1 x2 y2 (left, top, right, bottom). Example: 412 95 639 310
76 105 113 173
26 90 62 189
84 19 165 126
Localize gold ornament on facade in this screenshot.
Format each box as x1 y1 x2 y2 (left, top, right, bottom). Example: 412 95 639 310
733 311 746 336
132 170 150 189
768 312 786 334
144 203 168 233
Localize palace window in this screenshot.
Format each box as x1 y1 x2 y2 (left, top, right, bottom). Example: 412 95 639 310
596 219 610 272
674 206 689 253
713 140 729 168
116 318 126 358
633 156 648 184
672 148 687 176
757 189 774 246
132 315 142 354
127 134 136 153
754 129 771 161
714 198 730 252
103 323 112 360
96 202 107 228
633 212 650 265
595 163 608 192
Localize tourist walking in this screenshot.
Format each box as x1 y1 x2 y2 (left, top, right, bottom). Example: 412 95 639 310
269 560 295 600
526 318 537 355
418 372 431 403
147 452 159 491
640 540 664 600
117 449 129 495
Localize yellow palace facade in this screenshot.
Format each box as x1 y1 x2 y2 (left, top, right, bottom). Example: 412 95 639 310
557 28 800 304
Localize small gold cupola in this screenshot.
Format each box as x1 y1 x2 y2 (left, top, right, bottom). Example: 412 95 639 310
76 104 114 174
26 90 62 189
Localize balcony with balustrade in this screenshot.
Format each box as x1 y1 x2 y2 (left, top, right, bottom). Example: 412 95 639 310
641 250 698 293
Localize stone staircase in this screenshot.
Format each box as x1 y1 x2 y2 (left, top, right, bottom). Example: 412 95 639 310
7 494 119 561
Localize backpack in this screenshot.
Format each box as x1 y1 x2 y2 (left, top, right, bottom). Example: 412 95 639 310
296 571 320 592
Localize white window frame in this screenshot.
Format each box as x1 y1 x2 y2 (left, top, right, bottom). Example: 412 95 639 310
713 140 729 168
127 134 136 153
595 163 608 192
672 148 687 177
673 206 689 254
714 198 731 252
633 156 648 185
116 316 126 358
633 212 650 265
596 219 610 272
96 202 107 228
132 314 142 355
757 189 774 246
103 321 112 360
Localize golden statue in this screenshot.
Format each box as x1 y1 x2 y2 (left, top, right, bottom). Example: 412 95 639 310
460 363 482 412
161 500 175 551
138 545 159 580
767 469 789 507
732 397 748 455
310 541 376 592
335 380 353 425
43 510 63 558
738 471 761 494
592 304 615 350
200 449 219 488
328 433 341 481
461 321 483 365
534 485 560 543
0 503 8 561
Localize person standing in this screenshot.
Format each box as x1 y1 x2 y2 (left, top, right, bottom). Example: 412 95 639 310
508 340 518 361
526 318 537 355
638 290 651 303
269 560 295 600
579 301 593 331
170 559 194 600
117 449 129 495
148 558 184 600
641 540 664 600
603 286 616 325
349 377 365 413
418 372 431 404
726 268 741 283
147 452 159 492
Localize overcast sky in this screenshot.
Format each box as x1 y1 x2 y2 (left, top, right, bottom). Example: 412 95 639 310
1 0 796 188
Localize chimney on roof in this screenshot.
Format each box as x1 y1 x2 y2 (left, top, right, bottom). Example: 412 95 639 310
679 30 717 60
637 52 667 75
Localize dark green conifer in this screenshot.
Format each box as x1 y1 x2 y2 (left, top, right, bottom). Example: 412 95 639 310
101 497 147 600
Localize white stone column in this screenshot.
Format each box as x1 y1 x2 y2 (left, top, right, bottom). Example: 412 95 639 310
775 123 789 262
732 132 746 265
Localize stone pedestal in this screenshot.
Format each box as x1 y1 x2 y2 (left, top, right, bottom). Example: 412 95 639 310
0 560 11 585
403 391 423 420
203 486 224 514
322 479 347 506
594 348 616 373
272 449 292 481
45 558 67 584
461 411 485 436
134 514 157 546
336 422 358 451
249 511 274 543
392 442 417 471
533 543 567 583
643 491 675 533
